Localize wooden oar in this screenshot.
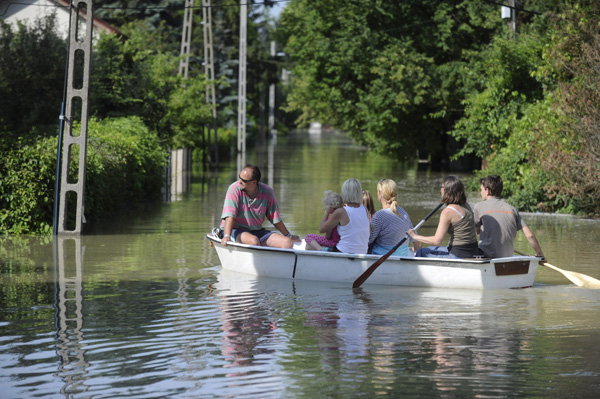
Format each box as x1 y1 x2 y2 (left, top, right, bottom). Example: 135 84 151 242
514 250 600 289
353 203 444 288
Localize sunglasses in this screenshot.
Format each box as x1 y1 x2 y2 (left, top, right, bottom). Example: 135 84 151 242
239 175 254 183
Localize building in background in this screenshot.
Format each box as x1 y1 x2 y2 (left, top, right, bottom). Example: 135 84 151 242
0 0 116 38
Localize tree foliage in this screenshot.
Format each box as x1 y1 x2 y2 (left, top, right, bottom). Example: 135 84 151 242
84 116 168 222
0 137 58 235
0 15 66 139
457 1 600 215
530 2 600 215
450 30 549 160
94 0 282 136
0 117 167 235
278 0 501 161
91 21 215 148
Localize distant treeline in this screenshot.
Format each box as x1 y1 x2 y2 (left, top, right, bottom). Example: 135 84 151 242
278 0 600 215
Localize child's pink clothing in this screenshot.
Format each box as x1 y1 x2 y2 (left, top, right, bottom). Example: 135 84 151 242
305 226 340 248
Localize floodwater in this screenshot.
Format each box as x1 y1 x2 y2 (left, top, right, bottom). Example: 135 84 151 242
1 131 600 398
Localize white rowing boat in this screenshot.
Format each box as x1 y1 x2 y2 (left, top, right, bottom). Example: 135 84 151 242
206 233 539 290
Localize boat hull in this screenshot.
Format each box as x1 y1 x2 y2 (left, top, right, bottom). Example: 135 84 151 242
207 234 538 290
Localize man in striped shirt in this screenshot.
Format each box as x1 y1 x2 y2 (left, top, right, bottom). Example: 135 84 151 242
220 164 299 248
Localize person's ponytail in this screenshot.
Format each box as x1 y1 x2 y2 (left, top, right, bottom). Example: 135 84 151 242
390 197 400 217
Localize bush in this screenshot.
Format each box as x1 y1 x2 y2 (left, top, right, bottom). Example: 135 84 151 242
0 117 168 235
84 117 168 223
0 137 58 235
469 98 555 213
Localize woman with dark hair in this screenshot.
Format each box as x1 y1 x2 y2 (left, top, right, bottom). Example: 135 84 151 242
407 175 483 258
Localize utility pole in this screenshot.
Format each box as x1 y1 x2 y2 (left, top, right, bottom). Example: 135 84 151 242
510 0 517 38
269 41 276 139
203 0 219 166
57 0 94 234
237 2 247 154
502 0 516 39
178 0 194 79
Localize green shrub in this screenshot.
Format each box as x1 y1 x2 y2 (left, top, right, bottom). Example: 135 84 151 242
84 116 168 223
0 117 167 235
0 137 58 235
470 98 554 213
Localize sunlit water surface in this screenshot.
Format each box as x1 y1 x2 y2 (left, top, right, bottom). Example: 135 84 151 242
2 131 600 398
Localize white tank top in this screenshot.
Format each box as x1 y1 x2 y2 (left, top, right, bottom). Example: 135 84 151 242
336 205 370 254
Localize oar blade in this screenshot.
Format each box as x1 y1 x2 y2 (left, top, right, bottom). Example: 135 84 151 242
352 255 389 289
543 263 600 289
515 249 600 289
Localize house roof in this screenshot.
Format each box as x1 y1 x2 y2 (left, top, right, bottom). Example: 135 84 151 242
0 0 118 37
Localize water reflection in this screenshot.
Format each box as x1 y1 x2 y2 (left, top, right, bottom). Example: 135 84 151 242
165 148 192 202
220 293 277 373
54 236 89 397
212 269 546 397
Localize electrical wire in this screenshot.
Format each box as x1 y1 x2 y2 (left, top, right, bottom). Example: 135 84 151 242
0 0 293 16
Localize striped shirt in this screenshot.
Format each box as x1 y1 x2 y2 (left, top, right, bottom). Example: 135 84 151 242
220 181 281 230
368 208 414 247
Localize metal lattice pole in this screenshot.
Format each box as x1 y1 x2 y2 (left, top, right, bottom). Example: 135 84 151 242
57 0 94 234
269 41 276 139
203 0 218 165
178 0 194 78
237 2 247 153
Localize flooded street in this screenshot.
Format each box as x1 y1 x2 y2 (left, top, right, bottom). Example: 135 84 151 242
1 131 600 398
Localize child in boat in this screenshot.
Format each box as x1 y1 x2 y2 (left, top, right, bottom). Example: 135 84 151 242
305 190 343 251
362 190 376 222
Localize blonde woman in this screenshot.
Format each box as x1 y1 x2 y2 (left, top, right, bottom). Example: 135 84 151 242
368 179 419 256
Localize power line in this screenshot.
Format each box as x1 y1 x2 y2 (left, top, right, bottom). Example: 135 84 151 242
0 0 292 14
97 0 292 11
481 0 543 16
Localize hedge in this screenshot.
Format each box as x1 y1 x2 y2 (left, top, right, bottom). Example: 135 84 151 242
0 116 167 235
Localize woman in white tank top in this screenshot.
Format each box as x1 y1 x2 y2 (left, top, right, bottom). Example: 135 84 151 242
317 178 370 254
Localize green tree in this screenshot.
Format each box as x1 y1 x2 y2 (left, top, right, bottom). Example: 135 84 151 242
0 15 66 139
94 0 185 32
278 0 501 162
167 76 213 148
450 29 549 161
91 21 215 148
530 2 600 215
94 1 282 140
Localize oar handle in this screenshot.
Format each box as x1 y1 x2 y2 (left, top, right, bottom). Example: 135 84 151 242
389 203 443 253
514 249 545 260
413 203 444 231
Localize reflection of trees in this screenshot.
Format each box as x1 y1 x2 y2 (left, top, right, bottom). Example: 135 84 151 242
0 236 54 314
